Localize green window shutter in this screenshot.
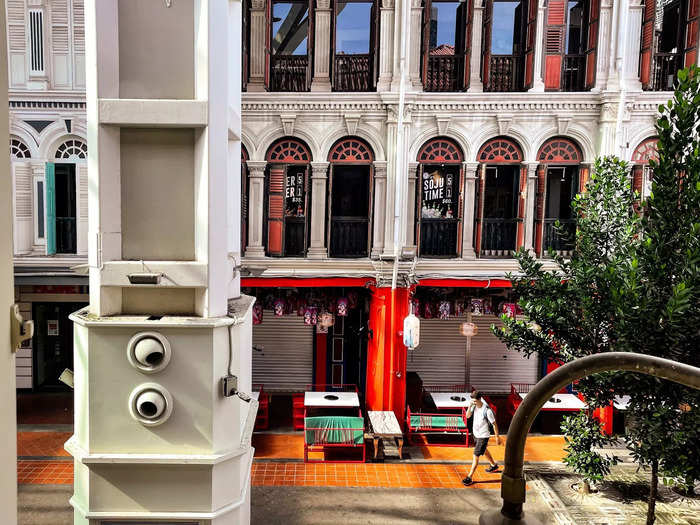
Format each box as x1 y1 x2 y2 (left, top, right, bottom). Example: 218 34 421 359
45 162 56 255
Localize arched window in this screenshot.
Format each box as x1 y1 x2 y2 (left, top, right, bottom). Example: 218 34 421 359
631 137 659 201
264 138 312 257
241 145 249 254
416 138 464 257
10 138 31 159
535 137 583 256
327 137 374 257
476 137 524 257
55 138 87 160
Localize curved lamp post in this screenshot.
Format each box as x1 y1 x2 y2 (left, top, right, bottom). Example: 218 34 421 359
479 353 700 525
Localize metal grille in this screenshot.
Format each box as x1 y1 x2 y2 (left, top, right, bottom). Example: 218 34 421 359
407 318 467 386
29 10 44 74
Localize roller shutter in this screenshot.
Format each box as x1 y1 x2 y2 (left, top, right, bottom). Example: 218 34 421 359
407 318 467 386
252 311 314 391
468 315 539 393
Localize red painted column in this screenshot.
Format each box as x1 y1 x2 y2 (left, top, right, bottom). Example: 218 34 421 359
314 332 327 388
366 288 387 411
389 288 410 422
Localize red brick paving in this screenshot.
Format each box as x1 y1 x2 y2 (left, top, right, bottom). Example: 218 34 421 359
17 432 72 457
17 460 73 485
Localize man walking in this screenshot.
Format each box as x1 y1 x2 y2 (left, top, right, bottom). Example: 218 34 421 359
462 390 501 486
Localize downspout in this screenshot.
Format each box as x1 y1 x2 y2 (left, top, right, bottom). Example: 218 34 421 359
614 0 629 156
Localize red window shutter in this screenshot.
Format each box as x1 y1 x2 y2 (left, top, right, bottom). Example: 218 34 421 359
267 165 285 256
523 0 538 89
482 0 493 89
516 166 527 249
585 0 600 89
463 0 474 88
632 165 644 195
685 0 700 67
534 165 546 257
415 165 423 250
421 0 432 85
640 0 656 88
544 0 566 90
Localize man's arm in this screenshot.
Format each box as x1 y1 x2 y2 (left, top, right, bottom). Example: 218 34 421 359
493 421 502 445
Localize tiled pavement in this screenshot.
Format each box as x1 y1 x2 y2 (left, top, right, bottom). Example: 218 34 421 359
17 461 73 485
17 432 72 458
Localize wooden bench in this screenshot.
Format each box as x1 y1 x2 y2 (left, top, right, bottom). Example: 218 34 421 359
367 411 404 460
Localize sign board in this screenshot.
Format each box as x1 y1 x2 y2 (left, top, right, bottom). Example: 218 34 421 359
421 168 455 219
47 320 59 336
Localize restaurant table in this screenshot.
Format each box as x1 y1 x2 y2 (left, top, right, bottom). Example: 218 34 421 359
430 392 474 410
521 392 587 411
304 391 360 408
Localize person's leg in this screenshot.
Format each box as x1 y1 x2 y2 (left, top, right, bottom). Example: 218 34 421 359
468 453 480 479
483 447 497 467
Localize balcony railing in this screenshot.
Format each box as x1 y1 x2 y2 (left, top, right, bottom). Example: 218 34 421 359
562 54 586 92
480 218 517 257
270 55 308 92
420 219 459 257
329 217 369 257
542 218 576 256
425 55 463 92
56 217 76 254
284 217 306 257
650 52 681 91
486 55 522 92
334 54 372 92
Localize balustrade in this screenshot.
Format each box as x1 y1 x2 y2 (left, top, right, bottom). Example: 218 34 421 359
486 55 522 92
420 219 459 257
424 55 463 92
329 217 369 257
542 218 575 255
480 218 517 257
562 54 585 92
650 53 681 91
270 55 309 92
334 54 372 91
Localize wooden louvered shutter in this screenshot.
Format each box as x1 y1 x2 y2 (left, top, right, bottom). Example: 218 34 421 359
7 0 26 87
685 0 700 67
421 0 432 85
326 164 334 254
640 0 656 89
544 0 566 90
265 0 272 89
523 0 538 89
457 165 465 255
482 0 493 89
76 164 88 255
45 163 57 255
267 165 286 256
12 163 33 254
303 165 311 253
50 0 70 88
516 165 527 249
463 0 474 88
415 165 424 252
534 165 546 256
584 0 599 89
73 0 85 88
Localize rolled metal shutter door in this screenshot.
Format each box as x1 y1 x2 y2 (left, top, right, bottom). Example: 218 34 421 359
252 311 314 391
406 318 467 386
468 315 539 393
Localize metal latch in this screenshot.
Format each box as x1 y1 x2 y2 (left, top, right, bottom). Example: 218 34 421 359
11 304 34 353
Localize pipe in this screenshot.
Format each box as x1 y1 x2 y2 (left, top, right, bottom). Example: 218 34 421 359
480 353 700 524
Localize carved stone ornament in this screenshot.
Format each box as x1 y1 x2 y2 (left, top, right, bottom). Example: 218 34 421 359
556 116 571 135
435 116 451 136
251 0 266 10
497 114 513 135
344 113 362 135
280 114 297 136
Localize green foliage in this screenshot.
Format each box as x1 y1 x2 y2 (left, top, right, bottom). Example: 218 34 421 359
561 411 619 485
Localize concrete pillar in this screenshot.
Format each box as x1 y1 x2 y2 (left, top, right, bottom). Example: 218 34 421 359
624 0 644 91
310 0 332 91
408 0 423 90
595 0 614 90
383 114 398 255
529 0 546 92
523 162 538 253
377 0 395 91
247 0 267 91
405 162 418 248
372 161 388 257
468 0 484 92
245 161 267 258
308 161 329 258
461 162 478 259
598 101 619 156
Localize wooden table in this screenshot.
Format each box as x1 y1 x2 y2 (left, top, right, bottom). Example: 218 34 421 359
367 410 404 459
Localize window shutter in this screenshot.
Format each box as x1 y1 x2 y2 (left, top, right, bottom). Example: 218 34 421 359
534 165 546 256
45 163 56 255
640 0 656 88
415 165 424 251
50 0 71 88
481 0 493 89
12 163 33 254
516 165 527 249
265 0 271 89
72 0 85 88
523 0 538 89
544 0 566 90
76 164 88 255
267 165 286 256
463 0 474 88
421 0 432 86
7 0 27 87
685 0 699 67
457 165 464 255
475 164 486 255
585 0 599 89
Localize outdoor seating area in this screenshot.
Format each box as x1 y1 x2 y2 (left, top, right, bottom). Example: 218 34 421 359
507 383 587 433
405 407 469 447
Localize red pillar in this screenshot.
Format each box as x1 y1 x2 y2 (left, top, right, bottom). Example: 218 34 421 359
314 332 327 388
366 288 387 411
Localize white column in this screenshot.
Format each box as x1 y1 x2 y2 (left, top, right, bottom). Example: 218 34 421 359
595 0 613 90
405 162 418 248
311 0 332 91
408 0 423 90
245 161 266 258
308 161 329 258
377 0 395 91
247 0 267 91
468 0 484 92
523 162 538 253
598 101 618 156
529 0 546 92
624 0 644 91
371 161 388 257
383 114 398 254
461 162 478 259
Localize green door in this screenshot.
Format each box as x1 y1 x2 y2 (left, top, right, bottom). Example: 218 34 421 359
45 162 56 255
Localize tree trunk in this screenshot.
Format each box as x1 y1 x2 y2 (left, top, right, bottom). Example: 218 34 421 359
646 459 658 525
580 480 591 494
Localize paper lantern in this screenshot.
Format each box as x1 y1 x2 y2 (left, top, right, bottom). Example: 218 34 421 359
470 298 485 316
438 300 451 320
252 303 263 325
336 297 349 317
273 298 286 317
460 322 478 337
319 312 335 328
403 312 420 349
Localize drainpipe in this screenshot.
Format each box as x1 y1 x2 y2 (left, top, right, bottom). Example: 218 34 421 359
478 353 700 525
614 0 629 157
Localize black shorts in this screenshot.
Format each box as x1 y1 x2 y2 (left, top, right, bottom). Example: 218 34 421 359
473 437 490 456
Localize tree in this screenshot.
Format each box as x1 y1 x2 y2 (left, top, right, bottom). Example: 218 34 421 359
495 68 700 525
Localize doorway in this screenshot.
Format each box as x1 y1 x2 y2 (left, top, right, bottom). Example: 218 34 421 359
329 165 371 257
481 165 519 254
326 306 367 397
54 164 77 254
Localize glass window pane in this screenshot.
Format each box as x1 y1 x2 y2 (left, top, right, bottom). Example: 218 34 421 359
336 2 372 54
429 2 460 52
272 2 309 55
285 166 306 216
566 1 586 54
658 2 682 53
491 2 519 54
420 166 459 219
37 180 44 239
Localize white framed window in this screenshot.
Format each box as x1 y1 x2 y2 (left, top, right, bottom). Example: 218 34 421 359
28 9 45 75
55 138 87 160
10 138 31 159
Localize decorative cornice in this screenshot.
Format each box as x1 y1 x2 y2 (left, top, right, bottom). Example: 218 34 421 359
10 100 86 110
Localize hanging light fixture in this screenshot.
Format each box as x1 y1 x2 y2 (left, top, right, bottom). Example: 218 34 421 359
460 322 478 337
403 308 420 350
319 311 335 328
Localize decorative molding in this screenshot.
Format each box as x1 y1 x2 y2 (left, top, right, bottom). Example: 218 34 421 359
280 114 297 135
344 113 362 135
250 0 266 9
10 100 86 109
310 162 330 177
435 116 451 135
317 0 332 8
496 114 513 135
381 0 395 7
373 160 388 177
556 116 571 135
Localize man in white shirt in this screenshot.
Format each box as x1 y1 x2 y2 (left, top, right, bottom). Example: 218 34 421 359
462 390 501 486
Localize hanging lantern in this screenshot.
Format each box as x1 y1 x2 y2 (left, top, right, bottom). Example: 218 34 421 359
460 322 478 337
470 298 485 316
319 312 335 328
336 297 349 317
304 306 318 326
273 298 286 317
252 303 263 325
403 312 420 349
317 323 329 334
438 300 451 320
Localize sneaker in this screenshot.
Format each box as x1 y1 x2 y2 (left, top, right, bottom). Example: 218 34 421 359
486 464 500 473
462 477 473 486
